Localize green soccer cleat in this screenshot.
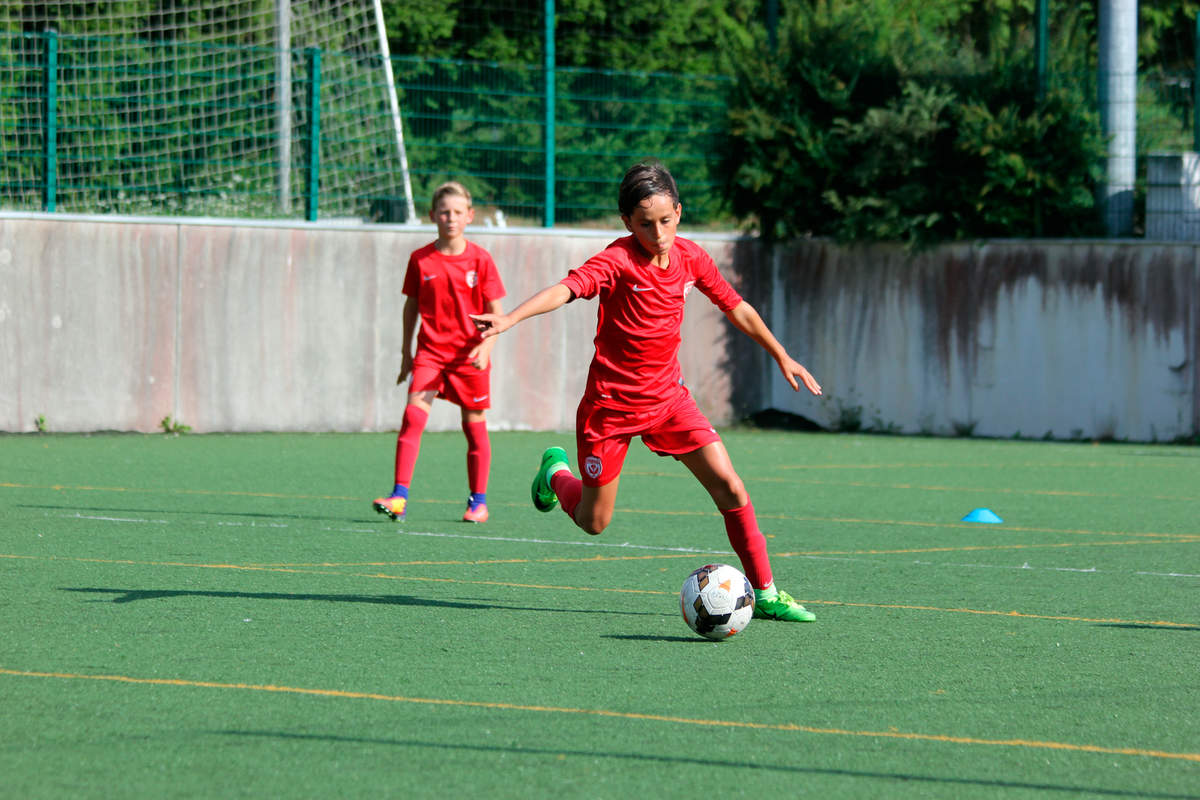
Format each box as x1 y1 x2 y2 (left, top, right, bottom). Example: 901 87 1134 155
531 446 568 512
753 589 816 623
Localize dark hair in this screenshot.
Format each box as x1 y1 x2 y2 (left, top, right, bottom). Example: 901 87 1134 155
618 161 680 216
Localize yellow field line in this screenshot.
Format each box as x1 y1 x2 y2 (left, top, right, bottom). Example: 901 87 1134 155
6 480 1200 539
757 514 1200 541
811 600 1197 628
776 462 1186 470
1 668 1196 763
247 536 1192 567
772 538 1200 556
0 481 359 501
760 476 1199 502
7 553 1194 628
627 468 1200 502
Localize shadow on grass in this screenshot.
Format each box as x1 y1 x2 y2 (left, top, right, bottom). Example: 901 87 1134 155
603 633 708 643
1097 623 1200 632
212 729 1200 799
60 587 664 617
21 502 354 525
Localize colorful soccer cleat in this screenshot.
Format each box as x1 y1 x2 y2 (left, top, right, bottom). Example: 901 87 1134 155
462 500 489 523
372 495 407 521
531 446 568 512
753 589 816 622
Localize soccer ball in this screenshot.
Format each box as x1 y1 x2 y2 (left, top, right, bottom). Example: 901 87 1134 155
680 563 755 640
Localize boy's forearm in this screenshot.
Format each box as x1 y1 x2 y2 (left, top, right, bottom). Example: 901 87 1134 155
507 283 572 326
401 298 419 354
727 301 787 360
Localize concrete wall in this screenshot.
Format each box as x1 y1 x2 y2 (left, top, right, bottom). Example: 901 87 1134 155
0 214 736 435
2 212 1196 441
752 240 1198 442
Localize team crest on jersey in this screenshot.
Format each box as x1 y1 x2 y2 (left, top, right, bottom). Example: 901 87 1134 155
465 269 478 288
584 455 603 480
683 279 695 298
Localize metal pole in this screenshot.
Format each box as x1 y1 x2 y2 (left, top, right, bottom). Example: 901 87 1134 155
306 47 321 222
1035 0 1048 100
543 0 555 228
1098 0 1137 237
43 30 58 212
1194 13 1200 152
276 0 291 215
372 0 417 224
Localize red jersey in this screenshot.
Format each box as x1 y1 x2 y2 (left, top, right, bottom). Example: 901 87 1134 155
560 235 742 410
402 240 505 366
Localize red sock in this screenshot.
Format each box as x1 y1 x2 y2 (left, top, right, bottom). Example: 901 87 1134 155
392 405 429 487
721 501 773 590
550 469 582 521
462 419 490 495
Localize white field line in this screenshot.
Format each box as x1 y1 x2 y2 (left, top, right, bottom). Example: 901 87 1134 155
55 512 1200 579
70 513 169 525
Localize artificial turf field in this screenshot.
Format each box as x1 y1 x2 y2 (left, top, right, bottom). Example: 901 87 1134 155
1 429 1197 799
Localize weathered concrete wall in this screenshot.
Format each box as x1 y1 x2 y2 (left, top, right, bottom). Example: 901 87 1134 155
744 240 1199 442
1 213 1196 441
0 214 737 434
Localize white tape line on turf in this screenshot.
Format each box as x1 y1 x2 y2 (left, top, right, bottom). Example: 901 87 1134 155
60 513 1200 577
60 512 732 556
334 526 733 556
71 513 168 524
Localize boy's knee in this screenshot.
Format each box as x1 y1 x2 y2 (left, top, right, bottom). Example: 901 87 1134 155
577 510 611 536
712 477 748 508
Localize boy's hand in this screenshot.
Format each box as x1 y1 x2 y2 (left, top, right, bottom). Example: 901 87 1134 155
396 353 414 385
467 344 490 371
470 312 511 339
780 356 822 396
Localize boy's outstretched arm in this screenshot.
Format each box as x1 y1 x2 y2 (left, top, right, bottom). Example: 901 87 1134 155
471 283 573 339
725 300 822 396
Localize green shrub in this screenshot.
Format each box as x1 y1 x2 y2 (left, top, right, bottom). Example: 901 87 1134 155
717 4 1108 244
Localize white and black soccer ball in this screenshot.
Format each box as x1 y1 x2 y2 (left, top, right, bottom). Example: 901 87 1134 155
680 563 755 640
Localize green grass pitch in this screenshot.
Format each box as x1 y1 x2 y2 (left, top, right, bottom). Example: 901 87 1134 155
1 430 1197 798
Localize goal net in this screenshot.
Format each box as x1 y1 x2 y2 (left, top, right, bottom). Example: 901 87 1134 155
0 0 416 221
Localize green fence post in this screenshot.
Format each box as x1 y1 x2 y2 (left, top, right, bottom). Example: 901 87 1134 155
543 0 555 228
1035 0 1048 100
43 30 58 212
306 47 321 222
1194 14 1200 152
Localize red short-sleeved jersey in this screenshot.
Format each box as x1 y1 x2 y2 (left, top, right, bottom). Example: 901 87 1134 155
402 240 505 366
560 235 742 410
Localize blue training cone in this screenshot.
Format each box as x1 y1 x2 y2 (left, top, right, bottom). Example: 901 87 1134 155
962 507 1003 524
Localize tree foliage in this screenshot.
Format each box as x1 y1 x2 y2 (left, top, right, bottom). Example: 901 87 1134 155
717 1 1108 243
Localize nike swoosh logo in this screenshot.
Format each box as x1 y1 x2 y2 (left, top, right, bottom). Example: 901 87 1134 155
422 275 437 281
473 395 488 402
631 285 652 292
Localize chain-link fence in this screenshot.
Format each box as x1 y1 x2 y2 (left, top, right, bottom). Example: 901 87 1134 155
0 30 730 227
4 26 1200 235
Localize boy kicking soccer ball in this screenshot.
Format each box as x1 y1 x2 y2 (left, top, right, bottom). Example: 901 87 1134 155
374 181 505 524
471 161 820 622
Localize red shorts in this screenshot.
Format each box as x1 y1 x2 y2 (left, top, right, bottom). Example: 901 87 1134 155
409 360 492 410
574 389 721 487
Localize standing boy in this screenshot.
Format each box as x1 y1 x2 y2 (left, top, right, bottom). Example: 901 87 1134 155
471 161 822 622
373 182 505 523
